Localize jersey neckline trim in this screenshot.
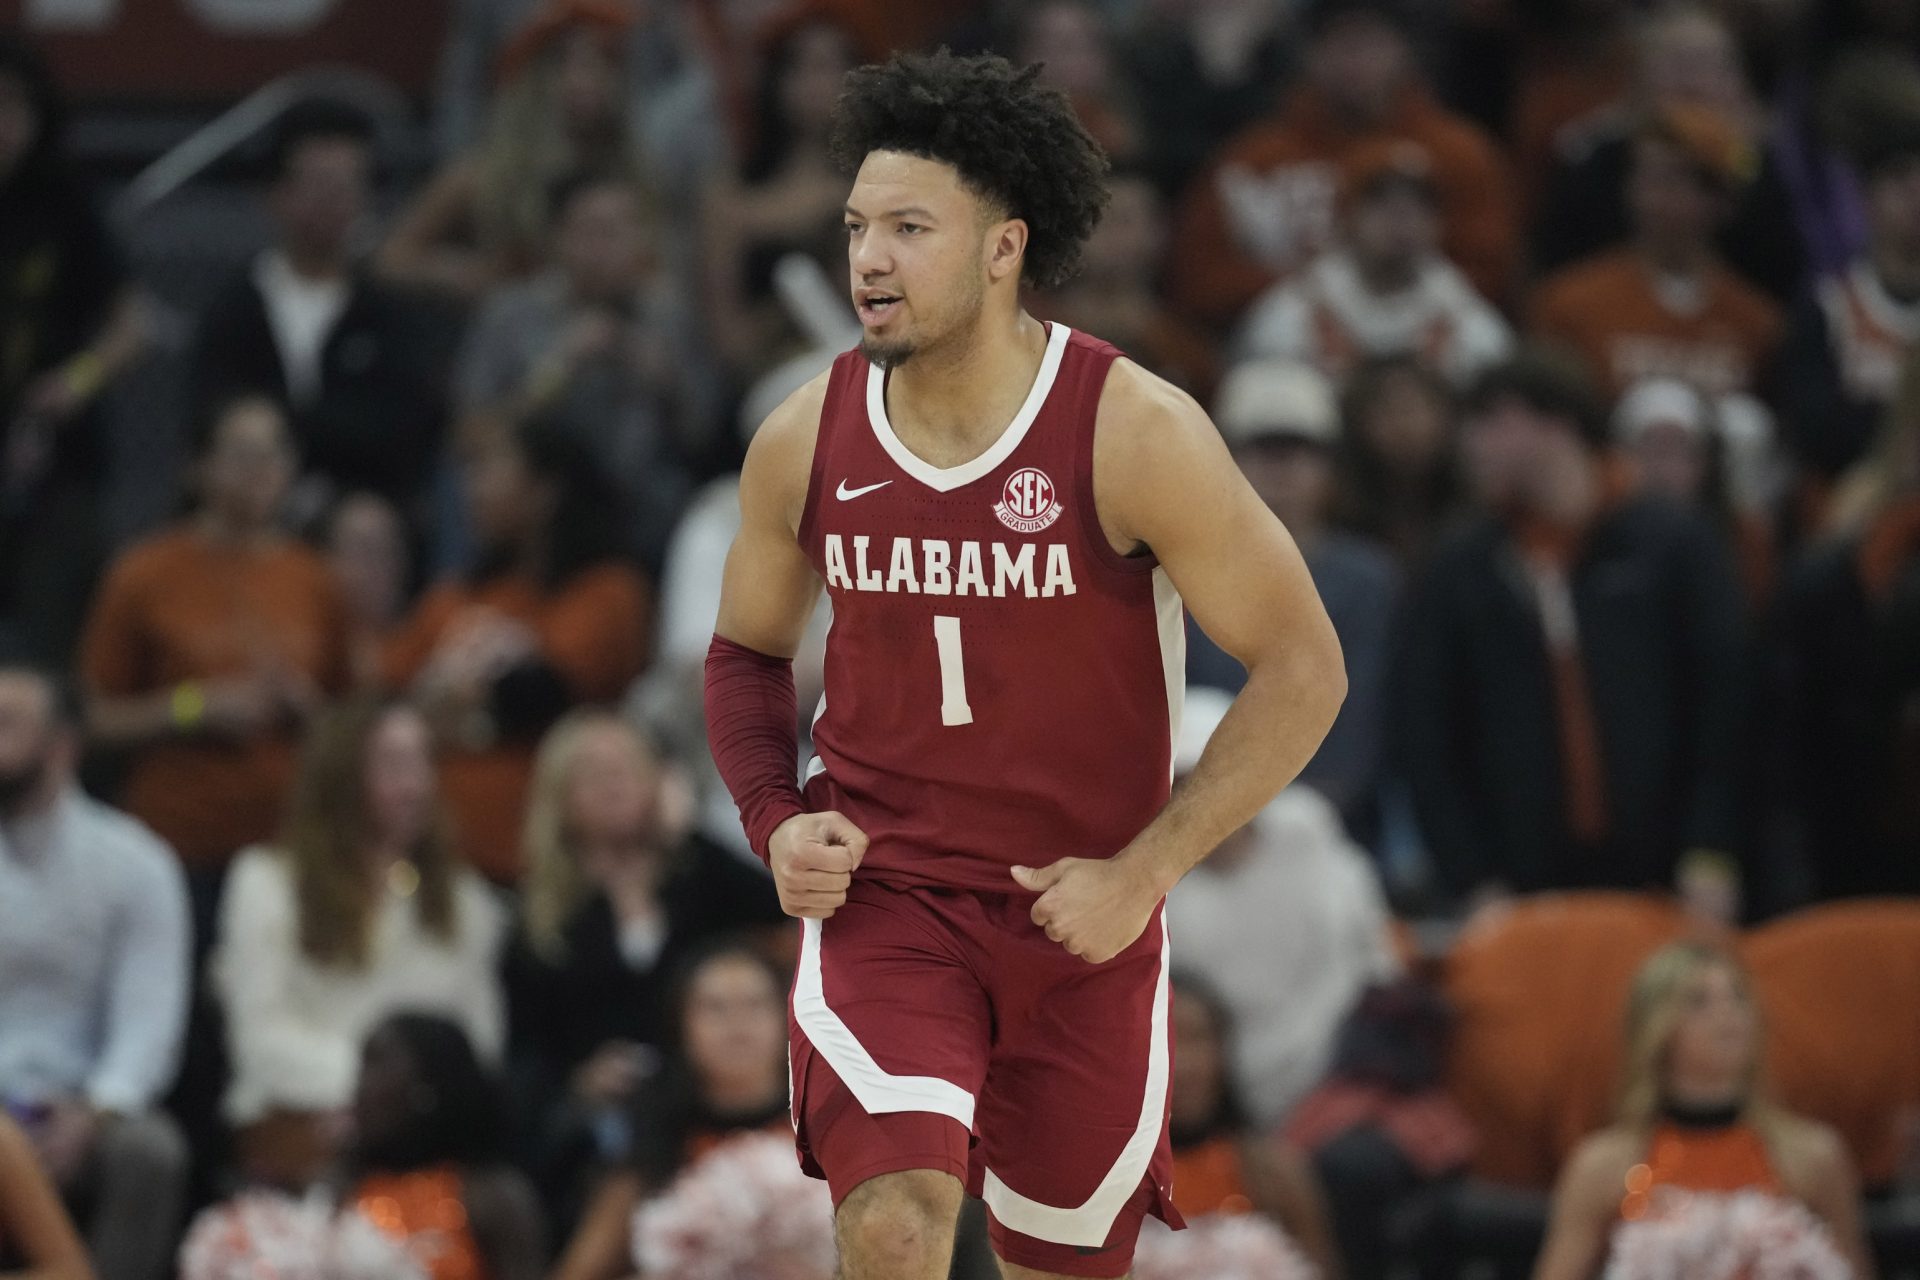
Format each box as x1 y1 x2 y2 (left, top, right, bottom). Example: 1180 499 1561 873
864 321 1072 493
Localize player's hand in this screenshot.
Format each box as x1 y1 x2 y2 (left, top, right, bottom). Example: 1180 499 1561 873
1012 857 1160 964
768 811 869 919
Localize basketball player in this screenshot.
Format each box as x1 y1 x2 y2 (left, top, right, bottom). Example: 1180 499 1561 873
703 51 1346 1280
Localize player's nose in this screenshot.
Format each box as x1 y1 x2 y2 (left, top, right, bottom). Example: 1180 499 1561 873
851 235 893 277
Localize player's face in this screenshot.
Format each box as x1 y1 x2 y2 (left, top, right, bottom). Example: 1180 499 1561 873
846 151 1005 368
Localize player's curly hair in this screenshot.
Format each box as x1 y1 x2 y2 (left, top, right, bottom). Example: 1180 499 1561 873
828 49 1110 290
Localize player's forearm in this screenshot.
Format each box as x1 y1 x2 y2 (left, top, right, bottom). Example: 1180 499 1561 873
1116 647 1346 895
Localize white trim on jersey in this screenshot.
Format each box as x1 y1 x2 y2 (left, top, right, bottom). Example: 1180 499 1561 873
866 322 1072 493
980 916 1172 1248
1152 567 1186 786
793 916 978 1127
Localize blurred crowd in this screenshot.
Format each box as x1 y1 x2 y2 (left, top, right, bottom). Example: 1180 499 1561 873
3 0 1920 1276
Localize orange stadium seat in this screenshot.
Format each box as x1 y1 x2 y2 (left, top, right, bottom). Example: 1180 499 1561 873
1441 893 1692 1189
1742 899 1920 1189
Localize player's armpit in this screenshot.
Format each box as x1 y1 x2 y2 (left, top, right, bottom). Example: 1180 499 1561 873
713 370 832 659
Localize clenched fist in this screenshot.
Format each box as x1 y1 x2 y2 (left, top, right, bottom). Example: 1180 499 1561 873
768 811 870 919
1011 857 1161 964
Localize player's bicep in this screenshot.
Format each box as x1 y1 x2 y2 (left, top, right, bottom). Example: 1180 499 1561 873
713 381 828 659
1101 367 1337 675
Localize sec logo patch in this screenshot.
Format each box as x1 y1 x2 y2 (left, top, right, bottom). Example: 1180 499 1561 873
994 467 1063 533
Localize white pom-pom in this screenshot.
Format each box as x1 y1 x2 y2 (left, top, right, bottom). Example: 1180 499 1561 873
1133 1212 1320 1280
178 1190 430 1280
632 1131 836 1280
1604 1189 1855 1280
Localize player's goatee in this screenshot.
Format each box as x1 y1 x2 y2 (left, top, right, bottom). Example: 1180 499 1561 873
860 338 914 369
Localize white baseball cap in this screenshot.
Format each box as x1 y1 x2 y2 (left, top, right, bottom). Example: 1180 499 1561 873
1214 359 1340 450
1613 377 1709 444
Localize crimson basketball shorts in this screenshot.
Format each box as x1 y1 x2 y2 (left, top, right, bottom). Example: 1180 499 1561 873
787 876 1183 1278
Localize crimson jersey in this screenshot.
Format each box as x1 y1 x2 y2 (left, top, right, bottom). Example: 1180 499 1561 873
797 323 1186 893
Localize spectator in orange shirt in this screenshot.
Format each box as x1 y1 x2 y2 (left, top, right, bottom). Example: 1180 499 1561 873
384 420 651 884
80 395 350 885
1530 106 1784 401
322 492 413 690
1167 0 1516 332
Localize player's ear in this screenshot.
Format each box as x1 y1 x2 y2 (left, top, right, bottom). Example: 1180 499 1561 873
985 217 1027 284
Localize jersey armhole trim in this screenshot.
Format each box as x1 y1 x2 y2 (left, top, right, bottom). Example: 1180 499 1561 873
796 354 856 553
1073 353 1160 580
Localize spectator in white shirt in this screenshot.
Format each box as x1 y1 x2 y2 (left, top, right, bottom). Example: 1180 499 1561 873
212 696 505 1187
0 662 190 1280
1235 139 1513 387
1166 686 1401 1127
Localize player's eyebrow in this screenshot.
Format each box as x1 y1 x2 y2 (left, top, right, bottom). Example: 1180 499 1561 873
844 205 937 222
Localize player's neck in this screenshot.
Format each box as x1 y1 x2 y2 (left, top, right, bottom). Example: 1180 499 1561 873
886 310 1048 458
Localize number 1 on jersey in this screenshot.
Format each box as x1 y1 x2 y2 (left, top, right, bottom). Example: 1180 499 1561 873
933 615 974 726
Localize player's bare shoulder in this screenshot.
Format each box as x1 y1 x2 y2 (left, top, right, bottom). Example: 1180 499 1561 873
740 367 835 538
1091 356 1243 555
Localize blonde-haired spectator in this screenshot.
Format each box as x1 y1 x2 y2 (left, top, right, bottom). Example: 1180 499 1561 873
502 710 783 1234
1534 942 1871 1279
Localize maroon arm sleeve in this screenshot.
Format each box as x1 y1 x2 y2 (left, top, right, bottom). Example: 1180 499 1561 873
704 633 808 864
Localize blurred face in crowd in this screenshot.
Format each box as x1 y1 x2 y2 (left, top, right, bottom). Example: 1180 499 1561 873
1347 181 1441 286
556 180 648 300
272 135 370 269
1629 420 1709 503
847 152 1013 368
1663 960 1758 1097
468 437 554 552
0 71 38 184
1020 1 1113 99
1235 436 1337 535
199 397 296 531
1079 174 1164 286
564 719 664 882
1356 364 1453 480
1308 14 1412 123
1169 985 1228 1134
779 23 858 144
1638 10 1748 116
361 705 437 853
351 1023 420 1148
1867 155 1920 259
555 28 625 136
1628 136 1725 258
1462 394 1546 509
0 672 67 817
683 953 786 1100
328 493 408 629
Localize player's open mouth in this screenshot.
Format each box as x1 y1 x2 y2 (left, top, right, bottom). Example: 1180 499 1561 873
857 292 902 324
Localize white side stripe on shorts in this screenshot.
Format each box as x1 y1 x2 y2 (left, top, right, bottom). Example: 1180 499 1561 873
793 916 978 1128
980 916 1172 1248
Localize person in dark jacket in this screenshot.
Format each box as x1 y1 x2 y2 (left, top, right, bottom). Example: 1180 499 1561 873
1777 109 1920 483
1769 350 1920 900
1401 349 1747 903
188 101 446 528
0 35 150 665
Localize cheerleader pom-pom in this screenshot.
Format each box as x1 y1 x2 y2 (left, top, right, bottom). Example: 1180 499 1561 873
632 1131 836 1280
178 1190 428 1280
1134 1212 1320 1280
1604 1188 1854 1280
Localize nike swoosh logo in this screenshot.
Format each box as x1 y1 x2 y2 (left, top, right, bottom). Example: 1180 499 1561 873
836 480 892 500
